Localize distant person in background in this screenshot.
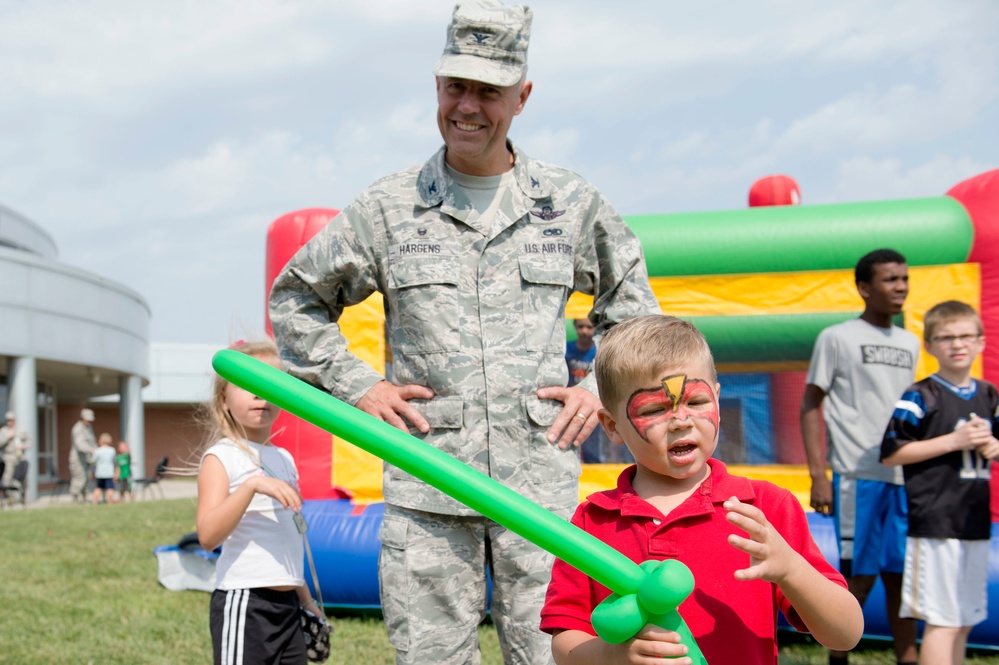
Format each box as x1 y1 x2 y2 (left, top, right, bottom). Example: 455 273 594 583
69 408 97 503
91 433 117 505
0 411 30 486
116 440 133 502
566 318 634 465
566 319 605 463
800 248 921 665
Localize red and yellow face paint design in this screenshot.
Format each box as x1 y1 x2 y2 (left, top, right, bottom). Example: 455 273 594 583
625 374 719 443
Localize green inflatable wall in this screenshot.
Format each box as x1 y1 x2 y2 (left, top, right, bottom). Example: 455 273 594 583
570 197 973 364
626 197 971 277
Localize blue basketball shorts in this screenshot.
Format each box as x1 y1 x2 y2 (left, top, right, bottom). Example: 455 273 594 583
833 474 908 577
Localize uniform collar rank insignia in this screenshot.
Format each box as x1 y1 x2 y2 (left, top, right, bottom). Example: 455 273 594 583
428 180 437 196
531 176 540 188
530 205 565 221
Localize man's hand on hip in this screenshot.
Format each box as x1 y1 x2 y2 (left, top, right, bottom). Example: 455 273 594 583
536 385 603 450
355 380 435 434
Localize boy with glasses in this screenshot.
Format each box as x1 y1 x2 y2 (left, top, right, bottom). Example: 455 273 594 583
880 300 999 665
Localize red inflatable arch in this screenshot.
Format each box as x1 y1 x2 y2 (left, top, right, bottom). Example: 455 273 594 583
264 208 348 499
948 169 999 383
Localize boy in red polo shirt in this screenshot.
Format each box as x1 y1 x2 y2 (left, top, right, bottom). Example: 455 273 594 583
540 315 864 664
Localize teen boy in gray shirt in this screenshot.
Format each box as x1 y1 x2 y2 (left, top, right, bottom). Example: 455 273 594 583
801 248 920 665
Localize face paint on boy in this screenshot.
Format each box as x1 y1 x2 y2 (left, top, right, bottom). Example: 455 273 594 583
625 374 720 442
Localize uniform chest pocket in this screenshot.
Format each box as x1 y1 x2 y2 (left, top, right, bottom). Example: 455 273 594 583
519 257 573 353
387 257 460 353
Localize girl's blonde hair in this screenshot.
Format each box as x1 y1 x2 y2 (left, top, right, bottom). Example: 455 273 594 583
196 339 282 462
98 432 113 446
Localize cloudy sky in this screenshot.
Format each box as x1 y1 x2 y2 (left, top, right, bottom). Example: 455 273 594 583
2 0 996 345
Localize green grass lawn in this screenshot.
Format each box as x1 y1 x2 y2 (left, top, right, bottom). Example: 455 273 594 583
2 498 998 664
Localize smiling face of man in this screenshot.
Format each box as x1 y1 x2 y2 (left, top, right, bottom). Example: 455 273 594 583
435 75 532 176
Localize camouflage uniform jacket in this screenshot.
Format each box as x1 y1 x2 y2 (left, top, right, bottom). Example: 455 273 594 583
0 425 29 460
69 420 96 471
270 142 660 515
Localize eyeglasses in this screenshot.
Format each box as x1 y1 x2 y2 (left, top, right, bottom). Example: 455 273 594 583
929 334 982 346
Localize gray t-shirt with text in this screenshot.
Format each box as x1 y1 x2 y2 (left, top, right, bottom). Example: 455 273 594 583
806 318 920 484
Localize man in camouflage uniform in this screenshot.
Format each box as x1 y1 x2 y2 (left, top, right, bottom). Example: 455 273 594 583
0 411 30 487
269 2 659 663
68 408 97 502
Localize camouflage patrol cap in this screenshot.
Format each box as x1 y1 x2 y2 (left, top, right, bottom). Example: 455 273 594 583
433 1 532 87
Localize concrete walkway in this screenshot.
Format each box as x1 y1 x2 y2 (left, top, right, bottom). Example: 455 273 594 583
12 477 199 510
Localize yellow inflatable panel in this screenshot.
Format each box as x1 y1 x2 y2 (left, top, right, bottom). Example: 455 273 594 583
327 264 980 502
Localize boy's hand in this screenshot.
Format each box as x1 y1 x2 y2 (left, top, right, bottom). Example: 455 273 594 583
620 625 691 663
953 416 992 451
978 436 999 460
552 626 691 664
724 496 799 584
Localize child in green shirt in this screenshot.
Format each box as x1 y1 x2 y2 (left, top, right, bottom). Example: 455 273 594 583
116 441 132 502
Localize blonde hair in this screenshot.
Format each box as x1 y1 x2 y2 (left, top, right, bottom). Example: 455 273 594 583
923 300 983 342
595 315 716 410
98 433 113 446
196 339 282 461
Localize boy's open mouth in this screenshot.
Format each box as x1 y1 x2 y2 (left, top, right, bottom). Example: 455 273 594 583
668 443 697 456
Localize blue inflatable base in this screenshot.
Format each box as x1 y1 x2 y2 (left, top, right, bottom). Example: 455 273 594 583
301 500 999 648
783 513 999 650
302 500 384 609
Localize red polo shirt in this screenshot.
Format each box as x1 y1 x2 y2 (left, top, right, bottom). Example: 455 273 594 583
540 459 845 665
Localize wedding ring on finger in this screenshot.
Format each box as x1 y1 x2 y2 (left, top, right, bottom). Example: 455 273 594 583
575 412 588 422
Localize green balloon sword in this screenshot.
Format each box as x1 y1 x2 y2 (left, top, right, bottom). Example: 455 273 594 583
213 350 707 663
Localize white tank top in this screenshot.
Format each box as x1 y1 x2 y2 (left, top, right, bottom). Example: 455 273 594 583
201 439 304 589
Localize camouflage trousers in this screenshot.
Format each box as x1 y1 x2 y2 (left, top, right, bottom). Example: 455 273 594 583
1 452 17 485
68 459 89 499
378 505 556 665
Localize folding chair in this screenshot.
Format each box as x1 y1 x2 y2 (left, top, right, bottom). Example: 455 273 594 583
41 456 71 504
47 478 72 504
135 456 169 501
0 460 29 509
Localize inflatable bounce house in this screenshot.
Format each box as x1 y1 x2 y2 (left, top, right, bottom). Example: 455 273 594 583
264 169 999 645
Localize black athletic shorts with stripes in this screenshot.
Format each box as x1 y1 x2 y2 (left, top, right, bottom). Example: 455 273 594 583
210 587 306 665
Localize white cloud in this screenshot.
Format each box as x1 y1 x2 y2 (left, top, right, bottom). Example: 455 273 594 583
658 132 711 161
773 38 997 156
826 154 997 202
516 125 582 169
0 0 997 343
0 2 337 102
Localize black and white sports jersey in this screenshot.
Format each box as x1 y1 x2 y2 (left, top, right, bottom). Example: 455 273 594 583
880 374 999 540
